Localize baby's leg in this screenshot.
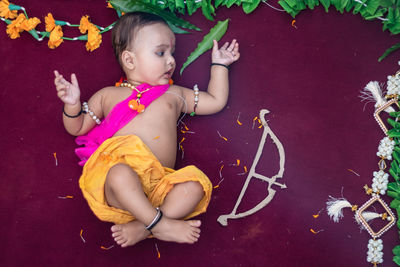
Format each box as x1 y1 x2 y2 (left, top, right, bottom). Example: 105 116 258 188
160 181 205 219
105 164 202 247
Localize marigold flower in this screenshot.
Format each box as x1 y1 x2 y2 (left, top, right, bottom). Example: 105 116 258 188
6 13 25 39
45 13 55 32
79 15 91 34
48 25 63 49
0 0 18 19
21 17 40 31
86 24 102 52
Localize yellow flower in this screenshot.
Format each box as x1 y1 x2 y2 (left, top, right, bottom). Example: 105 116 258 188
79 15 91 34
45 13 55 32
86 24 102 52
0 0 18 19
6 13 25 39
48 25 63 49
21 17 40 31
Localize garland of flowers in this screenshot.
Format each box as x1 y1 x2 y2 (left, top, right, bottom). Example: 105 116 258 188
0 0 116 51
2 0 400 61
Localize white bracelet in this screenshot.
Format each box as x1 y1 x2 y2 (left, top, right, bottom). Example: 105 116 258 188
190 85 199 116
82 102 101 125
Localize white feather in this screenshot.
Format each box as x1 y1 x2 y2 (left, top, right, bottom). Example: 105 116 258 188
361 81 395 113
326 196 352 223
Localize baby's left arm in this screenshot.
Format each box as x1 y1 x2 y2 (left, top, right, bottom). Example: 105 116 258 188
178 39 240 115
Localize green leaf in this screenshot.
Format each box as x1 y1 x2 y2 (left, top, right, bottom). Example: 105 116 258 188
345 0 356 12
380 0 395 8
393 255 400 266
305 0 320 9
226 0 237 8
391 199 400 209
167 21 190 34
395 245 400 256
201 0 215 20
8 4 23 11
186 0 196 15
365 0 380 15
389 128 400 138
352 0 366 14
394 150 400 164
215 0 224 8
388 190 399 198
390 167 400 182
175 0 185 9
388 117 400 128
388 182 400 193
285 0 298 8
279 0 299 17
379 41 400 61
180 19 229 75
243 0 261 14
109 0 201 31
320 0 331 12
391 111 400 118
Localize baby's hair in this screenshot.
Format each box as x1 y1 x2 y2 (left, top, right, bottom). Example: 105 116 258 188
112 12 168 66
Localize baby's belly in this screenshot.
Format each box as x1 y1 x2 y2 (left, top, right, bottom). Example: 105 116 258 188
113 119 178 168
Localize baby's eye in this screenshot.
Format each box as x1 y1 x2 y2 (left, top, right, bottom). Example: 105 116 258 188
156 51 165 56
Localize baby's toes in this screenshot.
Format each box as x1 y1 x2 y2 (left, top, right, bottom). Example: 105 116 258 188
111 225 122 233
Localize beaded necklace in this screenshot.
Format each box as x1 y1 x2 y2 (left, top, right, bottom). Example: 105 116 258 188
119 82 152 113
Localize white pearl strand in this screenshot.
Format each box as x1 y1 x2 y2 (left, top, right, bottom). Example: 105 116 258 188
82 102 101 125
372 170 389 195
367 239 383 264
376 137 395 160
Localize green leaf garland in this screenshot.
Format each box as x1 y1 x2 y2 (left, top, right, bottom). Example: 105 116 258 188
109 0 201 31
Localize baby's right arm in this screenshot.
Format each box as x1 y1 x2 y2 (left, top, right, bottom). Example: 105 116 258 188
54 70 104 136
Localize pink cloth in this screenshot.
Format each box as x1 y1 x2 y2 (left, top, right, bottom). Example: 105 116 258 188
75 83 169 166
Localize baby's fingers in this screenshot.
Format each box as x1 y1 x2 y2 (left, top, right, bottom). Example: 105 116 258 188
57 89 67 99
71 73 79 88
220 41 229 50
212 40 219 53
226 39 237 52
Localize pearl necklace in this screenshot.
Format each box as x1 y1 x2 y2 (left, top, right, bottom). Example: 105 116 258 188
119 82 152 113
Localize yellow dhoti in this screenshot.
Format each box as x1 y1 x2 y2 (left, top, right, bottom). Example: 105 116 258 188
79 135 213 224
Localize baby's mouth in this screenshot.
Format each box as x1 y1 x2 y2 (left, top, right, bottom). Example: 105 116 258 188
165 69 174 77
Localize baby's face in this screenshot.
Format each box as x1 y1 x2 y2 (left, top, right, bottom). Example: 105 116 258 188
130 23 176 86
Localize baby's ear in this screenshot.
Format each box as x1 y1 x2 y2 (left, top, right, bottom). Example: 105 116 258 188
121 50 135 71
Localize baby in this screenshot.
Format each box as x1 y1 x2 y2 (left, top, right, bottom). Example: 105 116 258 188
54 12 239 248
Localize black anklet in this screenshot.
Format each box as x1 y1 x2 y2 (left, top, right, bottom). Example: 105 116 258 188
146 207 163 233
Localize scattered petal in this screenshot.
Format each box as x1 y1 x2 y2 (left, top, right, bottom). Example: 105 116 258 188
217 130 228 141
347 169 360 177
53 152 58 166
155 242 161 259
80 229 86 243
100 245 114 250
291 19 297 29
310 228 324 234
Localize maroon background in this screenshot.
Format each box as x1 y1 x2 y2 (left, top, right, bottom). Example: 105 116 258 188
1 1 400 266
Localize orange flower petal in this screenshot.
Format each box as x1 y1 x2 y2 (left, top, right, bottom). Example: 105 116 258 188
45 13 55 32
48 25 63 49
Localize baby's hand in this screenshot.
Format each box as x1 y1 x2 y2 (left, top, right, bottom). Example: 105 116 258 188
211 39 240 66
54 70 81 105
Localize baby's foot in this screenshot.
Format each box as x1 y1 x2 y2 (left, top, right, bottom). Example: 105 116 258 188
111 221 150 247
152 217 201 244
